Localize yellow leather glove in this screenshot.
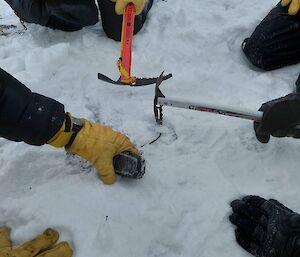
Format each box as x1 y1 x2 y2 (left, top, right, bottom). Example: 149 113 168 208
111 0 147 15
0 227 72 257
66 119 140 185
281 0 300 15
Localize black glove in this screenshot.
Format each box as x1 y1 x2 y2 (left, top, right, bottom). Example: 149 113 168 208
254 93 300 143
229 195 300 257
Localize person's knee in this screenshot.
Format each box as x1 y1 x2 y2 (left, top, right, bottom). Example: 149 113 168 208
4 0 48 25
242 37 277 71
103 25 122 41
101 14 145 41
46 0 99 31
100 0 153 41
241 3 300 71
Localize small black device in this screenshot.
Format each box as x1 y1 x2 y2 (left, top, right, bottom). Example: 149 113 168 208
113 152 146 179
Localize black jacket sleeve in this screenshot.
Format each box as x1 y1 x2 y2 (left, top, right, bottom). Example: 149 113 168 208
4 0 99 31
0 68 65 146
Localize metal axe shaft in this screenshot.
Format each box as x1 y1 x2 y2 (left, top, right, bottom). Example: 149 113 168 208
157 97 263 122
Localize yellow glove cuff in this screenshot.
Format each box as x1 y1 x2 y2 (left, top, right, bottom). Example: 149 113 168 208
47 113 74 148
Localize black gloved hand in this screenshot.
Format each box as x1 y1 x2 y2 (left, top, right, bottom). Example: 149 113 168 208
254 93 300 143
229 195 300 257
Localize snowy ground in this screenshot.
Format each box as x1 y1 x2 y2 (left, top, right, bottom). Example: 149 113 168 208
1 0 300 256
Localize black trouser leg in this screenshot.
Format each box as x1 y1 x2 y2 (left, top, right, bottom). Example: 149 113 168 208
242 3 300 71
45 0 99 31
97 0 153 41
0 68 65 145
4 0 99 31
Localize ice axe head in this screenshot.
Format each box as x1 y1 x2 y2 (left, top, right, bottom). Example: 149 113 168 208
154 72 166 125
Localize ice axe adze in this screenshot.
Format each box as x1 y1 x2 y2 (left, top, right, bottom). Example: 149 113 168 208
98 3 172 87
154 73 300 136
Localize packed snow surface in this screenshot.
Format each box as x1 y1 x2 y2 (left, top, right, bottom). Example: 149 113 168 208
1 0 300 256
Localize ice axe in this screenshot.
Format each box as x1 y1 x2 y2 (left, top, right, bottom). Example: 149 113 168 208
154 73 300 136
98 3 172 86
154 72 263 125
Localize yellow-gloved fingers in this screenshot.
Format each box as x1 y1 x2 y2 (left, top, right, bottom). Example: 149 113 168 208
116 136 140 156
281 0 292 6
13 228 59 257
114 0 146 15
95 157 116 185
0 226 11 249
125 145 140 156
133 0 147 15
36 242 73 257
288 0 300 14
281 0 300 14
101 172 116 185
95 137 139 184
115 1 129 15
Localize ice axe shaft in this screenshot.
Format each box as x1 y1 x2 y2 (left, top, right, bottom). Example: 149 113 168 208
119 3 135 82
157 97 262 122
153 72 263 124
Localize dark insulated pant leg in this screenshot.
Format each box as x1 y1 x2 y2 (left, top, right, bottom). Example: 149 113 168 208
4 0 99 31
242 3 300 71
4 0 50 26
98 0 153 41
0 68 66 146
45 0 99 31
